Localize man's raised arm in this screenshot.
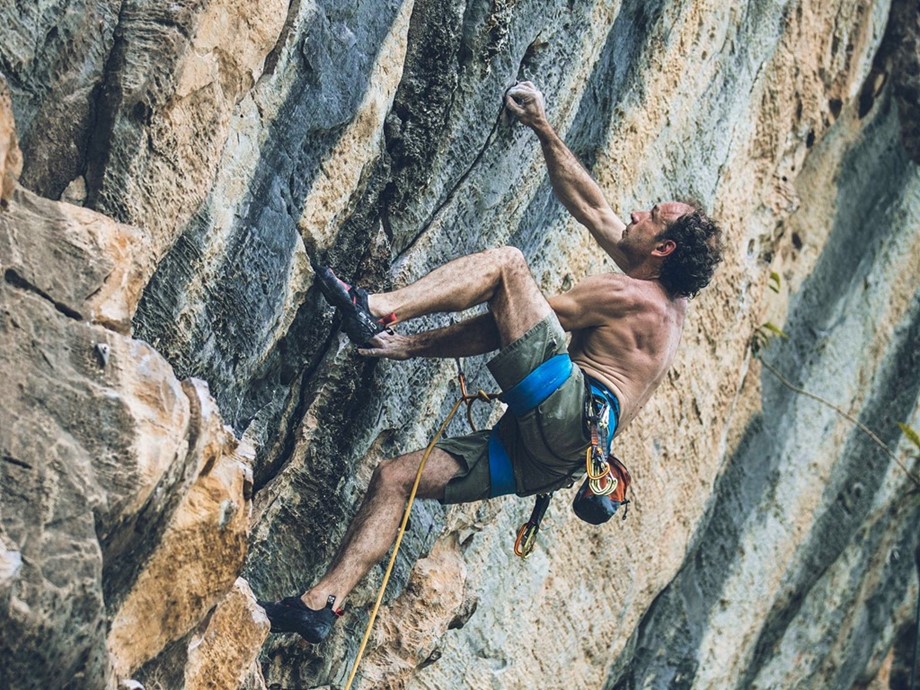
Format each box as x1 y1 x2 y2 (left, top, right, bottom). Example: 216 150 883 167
504 82 629 269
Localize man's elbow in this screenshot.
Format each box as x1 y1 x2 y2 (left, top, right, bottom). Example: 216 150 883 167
594 207 625 237
550 305 575 332
574 203 617 236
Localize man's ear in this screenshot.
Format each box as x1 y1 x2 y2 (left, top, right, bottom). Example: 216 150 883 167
652 239 677 258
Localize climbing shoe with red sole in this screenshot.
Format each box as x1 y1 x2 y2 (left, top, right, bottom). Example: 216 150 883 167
258 595 342 643
315 266 396 346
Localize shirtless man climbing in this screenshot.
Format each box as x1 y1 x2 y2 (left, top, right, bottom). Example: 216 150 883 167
259 81 724 642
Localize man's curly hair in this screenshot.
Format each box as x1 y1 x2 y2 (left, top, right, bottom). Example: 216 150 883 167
656 204 724 298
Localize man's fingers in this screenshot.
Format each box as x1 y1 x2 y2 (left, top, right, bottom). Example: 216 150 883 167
508 81 537 99
356 333 385 356
504 94 524 115
506 84 530 101
356 330 411 360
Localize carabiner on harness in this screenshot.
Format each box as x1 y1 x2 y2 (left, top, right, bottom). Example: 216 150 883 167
514 493 552 558
455 357 496 432
588 469 618 496
585 445 610 480
584 393 612 480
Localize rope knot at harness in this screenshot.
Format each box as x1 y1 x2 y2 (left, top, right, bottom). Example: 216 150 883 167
456 360 497 431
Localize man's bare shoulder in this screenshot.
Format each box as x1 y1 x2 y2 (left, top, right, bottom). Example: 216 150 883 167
577 273 679 315
574 272 638 297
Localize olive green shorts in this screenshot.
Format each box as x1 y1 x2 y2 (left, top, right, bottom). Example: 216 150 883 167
437 313 591 504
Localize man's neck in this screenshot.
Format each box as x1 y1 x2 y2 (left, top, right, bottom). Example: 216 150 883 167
621 265 684 304
623 259 662 283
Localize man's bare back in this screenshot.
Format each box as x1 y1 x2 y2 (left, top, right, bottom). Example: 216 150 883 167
551 273 686 431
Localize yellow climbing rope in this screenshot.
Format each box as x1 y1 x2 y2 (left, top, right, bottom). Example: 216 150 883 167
343 363 494 690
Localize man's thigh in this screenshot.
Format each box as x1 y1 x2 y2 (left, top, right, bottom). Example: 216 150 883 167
490 313 588 494
435 314 584 503
393 447 466 501
487 247 552 347
487 312 568 391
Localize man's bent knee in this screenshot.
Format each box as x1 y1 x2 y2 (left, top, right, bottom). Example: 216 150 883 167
372 458 413 495
493 246 527 271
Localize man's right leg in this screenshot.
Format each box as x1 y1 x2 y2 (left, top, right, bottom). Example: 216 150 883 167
275 248 552 637
260 447 463 641
301 447 462 609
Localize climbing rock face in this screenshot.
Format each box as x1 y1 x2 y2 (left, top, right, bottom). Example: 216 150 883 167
106 380 256 679
2 0 919 689
0 75 260 688
0 80 21 202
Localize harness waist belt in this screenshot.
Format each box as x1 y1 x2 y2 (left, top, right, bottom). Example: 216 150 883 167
501 354 574 416
583 373 621 430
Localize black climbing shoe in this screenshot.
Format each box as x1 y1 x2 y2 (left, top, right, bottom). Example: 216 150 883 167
315 266 395 346
258 595 342 644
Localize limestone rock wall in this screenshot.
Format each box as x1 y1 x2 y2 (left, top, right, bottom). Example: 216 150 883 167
0 78 265 689
1 0 918 688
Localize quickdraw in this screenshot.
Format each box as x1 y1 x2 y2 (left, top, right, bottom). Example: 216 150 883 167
588 470 619 497
585 434 609 479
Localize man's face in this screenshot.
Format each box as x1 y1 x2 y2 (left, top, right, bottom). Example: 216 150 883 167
620 201 692 258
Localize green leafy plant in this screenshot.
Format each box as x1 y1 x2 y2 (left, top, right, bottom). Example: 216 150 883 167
752 272 787 355
751 321 788 357
897 422 920 457
768 271 782 293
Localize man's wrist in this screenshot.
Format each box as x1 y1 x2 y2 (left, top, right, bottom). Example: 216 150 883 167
532 120 556 144
405 333 426 358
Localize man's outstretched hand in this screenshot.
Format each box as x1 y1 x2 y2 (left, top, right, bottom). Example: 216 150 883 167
357 329 416 360
504 81 548 131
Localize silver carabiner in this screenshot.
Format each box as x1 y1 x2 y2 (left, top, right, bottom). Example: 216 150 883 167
589 471 618 496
